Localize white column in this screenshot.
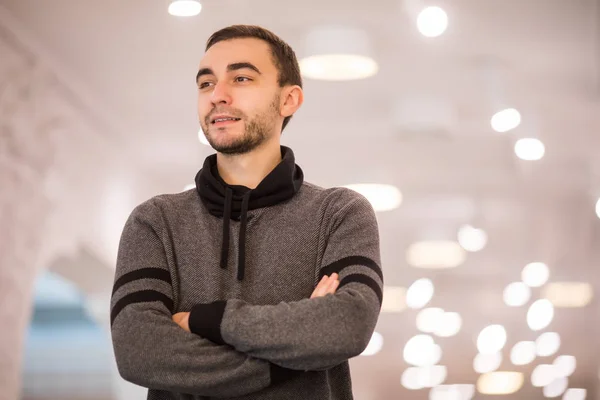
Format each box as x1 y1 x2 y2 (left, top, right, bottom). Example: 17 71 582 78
0 9 125 400
0 30 56 400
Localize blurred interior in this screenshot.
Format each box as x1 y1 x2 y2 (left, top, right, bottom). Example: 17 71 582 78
1 0 599 399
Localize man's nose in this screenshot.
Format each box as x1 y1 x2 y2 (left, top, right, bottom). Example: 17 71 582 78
210 81 231 105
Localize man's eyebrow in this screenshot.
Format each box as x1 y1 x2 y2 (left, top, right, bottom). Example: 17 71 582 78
196 67 213 83
227 62 262 74
196 62 262 84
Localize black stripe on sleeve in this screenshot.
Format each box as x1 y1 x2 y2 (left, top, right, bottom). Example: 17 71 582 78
319 256 383 281
110 290 174 326
338 274 383 306
111 268 172 295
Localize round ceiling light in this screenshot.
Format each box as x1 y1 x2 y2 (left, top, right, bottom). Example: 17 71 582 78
491 108 521 132
406 278 434 309
457 224 487 252
503 281 531 307
300 26 378 81
417 6 449 37
521 262 549 287
477 324 507 354
168 0 202 17
514 138 545 161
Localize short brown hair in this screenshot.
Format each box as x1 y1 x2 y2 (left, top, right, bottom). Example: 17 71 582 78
206 25 302 131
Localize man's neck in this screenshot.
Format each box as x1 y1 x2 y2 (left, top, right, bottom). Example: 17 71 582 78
216 139 282 189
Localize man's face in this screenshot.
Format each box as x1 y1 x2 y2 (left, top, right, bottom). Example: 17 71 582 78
197 38 283 155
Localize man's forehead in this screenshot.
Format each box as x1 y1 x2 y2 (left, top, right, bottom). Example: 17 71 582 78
199 38 273 70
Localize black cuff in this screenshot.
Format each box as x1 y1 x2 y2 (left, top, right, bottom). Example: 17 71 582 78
269 363 304 385
188 301 227 345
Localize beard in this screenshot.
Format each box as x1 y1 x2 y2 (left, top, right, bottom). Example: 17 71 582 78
202 94 281 155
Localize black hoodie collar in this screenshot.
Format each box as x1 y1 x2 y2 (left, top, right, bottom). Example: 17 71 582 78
195 146 304 280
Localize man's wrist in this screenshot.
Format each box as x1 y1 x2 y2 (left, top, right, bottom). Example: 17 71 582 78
188 301 227 345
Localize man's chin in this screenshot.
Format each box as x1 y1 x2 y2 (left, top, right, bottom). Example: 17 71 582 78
211 139 264 156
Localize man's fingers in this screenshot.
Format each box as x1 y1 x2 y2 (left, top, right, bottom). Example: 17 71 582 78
329 276 340 293
310 274 340 299
311 275 330 298
325 273 337 290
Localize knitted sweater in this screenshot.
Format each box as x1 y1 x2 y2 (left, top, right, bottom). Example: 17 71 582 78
110 146 383 399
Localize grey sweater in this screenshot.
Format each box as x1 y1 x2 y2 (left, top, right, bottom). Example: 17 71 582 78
110 146 383 399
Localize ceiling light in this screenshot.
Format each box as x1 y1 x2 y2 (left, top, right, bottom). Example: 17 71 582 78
527 299 554 331
457 224 487 252
510 341 536 366
300 54 378 81
596 198 600 219
381 286 407 312
491 108 521 132
553 355 576 378
544 377 568 398
406 240 466 269
168 0 202 17
477 324 507 354
343 183 402 211
198 128 210 146
401 367 424 390
473 352 502 374
434 311 462 337
542 282 593 308
531 364 558 387
430 384 475 400
503 281 531 307
417 365 447 388
406 278 434 309
416 6 449 37
300 27 378 81
521 262 550 287
416 307 445 333
563 388 587 400
360 331 383 356
403 334 441 367
515 138 545 161
477 371 524 395
536 332 561 357
402 365 448 390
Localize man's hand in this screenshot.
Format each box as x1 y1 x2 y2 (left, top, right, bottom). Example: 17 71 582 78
310 273 339 299
172 312 191 332
173 274 338 329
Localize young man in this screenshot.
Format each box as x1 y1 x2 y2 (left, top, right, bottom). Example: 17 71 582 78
110 25 383 399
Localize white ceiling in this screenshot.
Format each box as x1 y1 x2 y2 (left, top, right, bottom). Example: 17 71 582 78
3 0 600 399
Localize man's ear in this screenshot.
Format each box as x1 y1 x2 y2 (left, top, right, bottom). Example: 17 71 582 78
280 85 304 118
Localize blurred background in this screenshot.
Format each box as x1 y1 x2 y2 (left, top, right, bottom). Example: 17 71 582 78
1 0 599 399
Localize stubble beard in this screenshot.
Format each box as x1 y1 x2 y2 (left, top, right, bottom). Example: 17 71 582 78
203 95 281 155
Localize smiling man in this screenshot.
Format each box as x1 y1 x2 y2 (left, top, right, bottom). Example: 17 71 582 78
110 25 383 400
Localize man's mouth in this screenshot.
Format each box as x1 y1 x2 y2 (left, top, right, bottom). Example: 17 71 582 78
211 116 242 125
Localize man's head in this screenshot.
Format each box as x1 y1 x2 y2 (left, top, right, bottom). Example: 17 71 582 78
196 25 303 155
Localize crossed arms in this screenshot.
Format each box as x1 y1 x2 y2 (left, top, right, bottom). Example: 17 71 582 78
110 191 383 397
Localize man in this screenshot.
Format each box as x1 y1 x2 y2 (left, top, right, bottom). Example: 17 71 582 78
110 25 383 400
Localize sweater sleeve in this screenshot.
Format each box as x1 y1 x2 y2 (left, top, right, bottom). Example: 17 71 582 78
110 200 300 397
188 189 383 371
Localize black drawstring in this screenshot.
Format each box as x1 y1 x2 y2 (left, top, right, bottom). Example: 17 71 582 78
219 188 251 281
237 192 251 281
220 188 233 269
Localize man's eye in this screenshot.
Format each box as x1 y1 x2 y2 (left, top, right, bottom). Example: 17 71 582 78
198 82 212 89
235 77 251 82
